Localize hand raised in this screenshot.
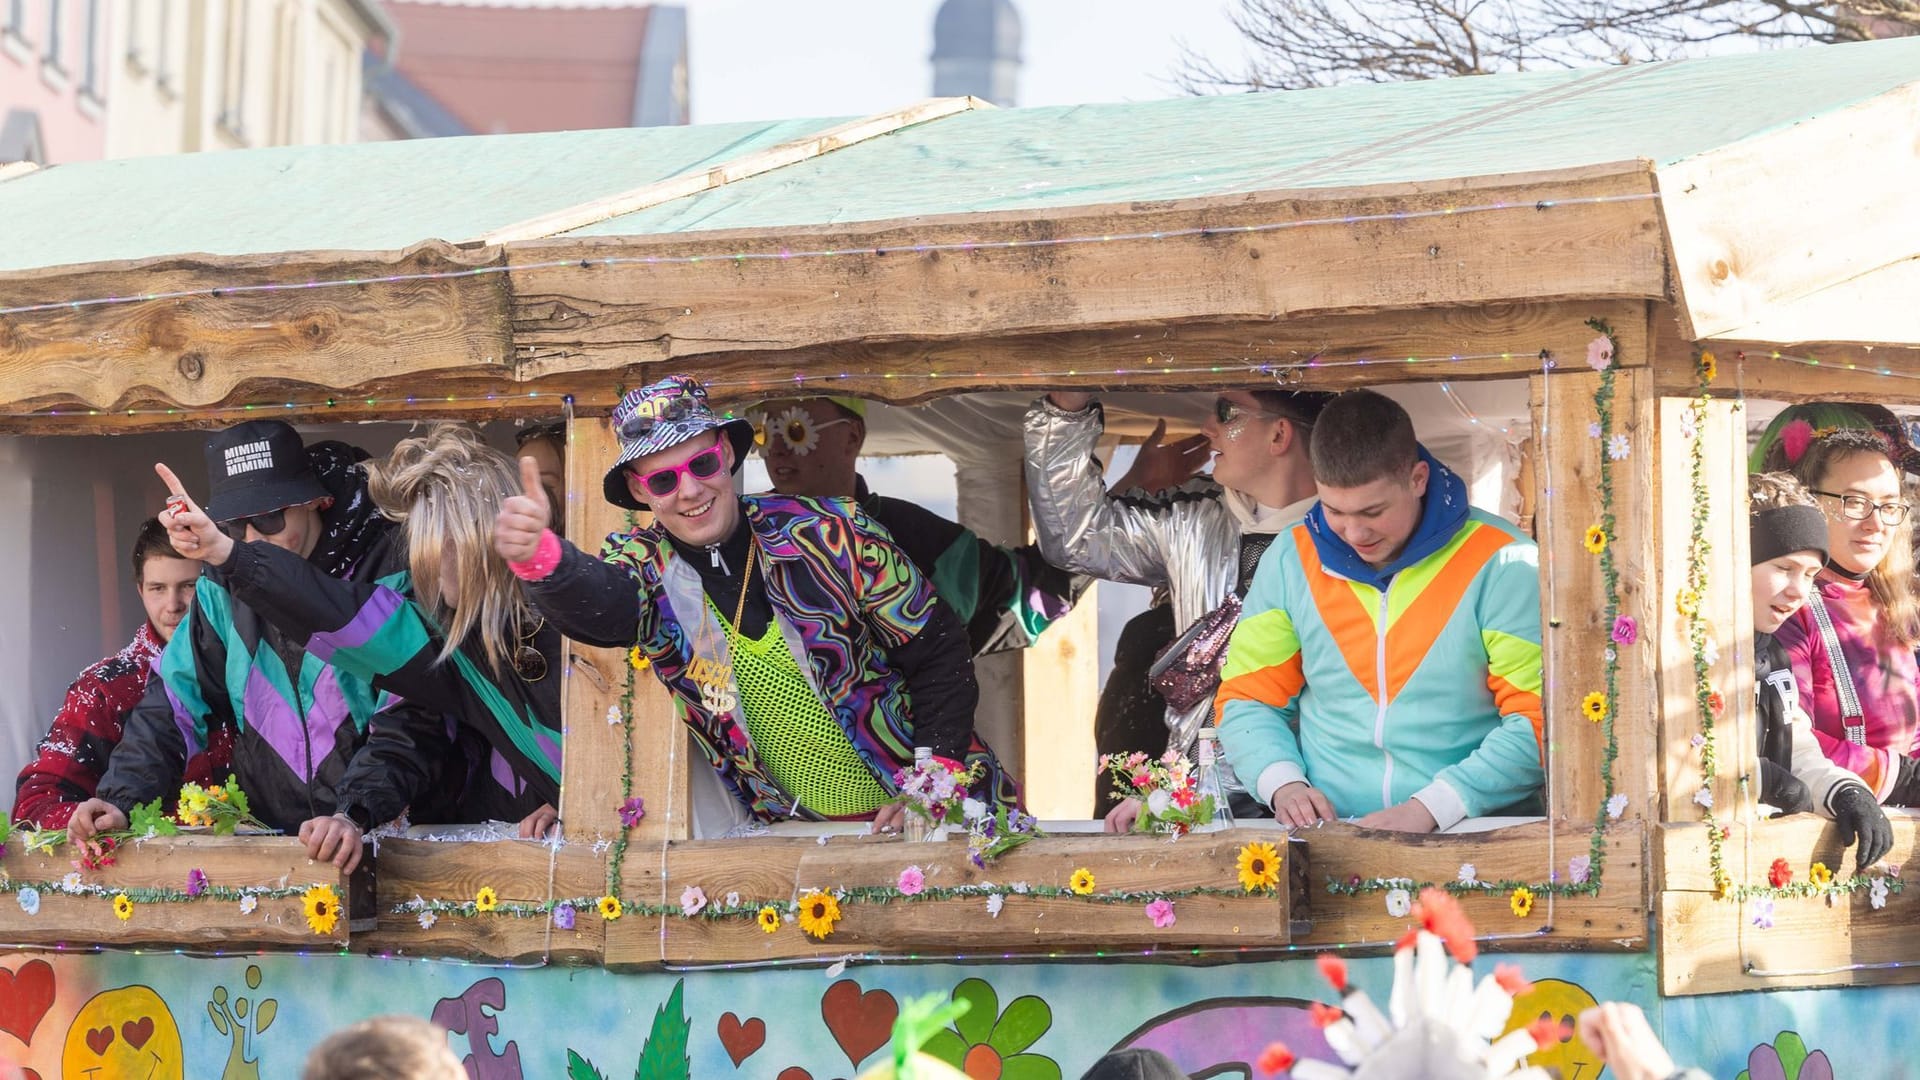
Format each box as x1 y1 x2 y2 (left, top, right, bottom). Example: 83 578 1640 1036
1112 419 1210 494
493 455 553 563
154 463 235 566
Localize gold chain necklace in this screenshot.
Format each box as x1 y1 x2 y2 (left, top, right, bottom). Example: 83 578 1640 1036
729 535 758 637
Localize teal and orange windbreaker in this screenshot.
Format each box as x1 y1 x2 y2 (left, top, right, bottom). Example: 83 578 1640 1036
1214 452 1544 828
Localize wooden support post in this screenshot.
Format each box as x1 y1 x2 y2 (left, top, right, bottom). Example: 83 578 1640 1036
1532 363 1657 833
1654 396 1753 832
558 414 689 855
1022 582 1100 819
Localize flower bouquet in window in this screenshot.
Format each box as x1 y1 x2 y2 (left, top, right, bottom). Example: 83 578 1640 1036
1103 749 1225 836
891 755 982 840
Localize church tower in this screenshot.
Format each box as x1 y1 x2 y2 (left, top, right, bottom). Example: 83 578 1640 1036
931 0 1023 107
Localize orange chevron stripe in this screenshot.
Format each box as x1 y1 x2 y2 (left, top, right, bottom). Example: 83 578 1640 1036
1384 524 1515 701
1215 658 1308 727
1296 524 1380 700
1488 675 1545 765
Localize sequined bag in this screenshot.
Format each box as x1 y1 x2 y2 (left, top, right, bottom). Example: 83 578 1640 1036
1147 593 1243 713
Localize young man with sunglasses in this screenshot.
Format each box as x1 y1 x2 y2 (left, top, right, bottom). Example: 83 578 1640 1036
1214 390 1545 833
1025 387 1333 831
751 394 1084 657
70 421 449 863
495 375 1013 831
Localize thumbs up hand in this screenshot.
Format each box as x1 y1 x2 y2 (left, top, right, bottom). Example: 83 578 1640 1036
155 463 236 566
494 456 553 564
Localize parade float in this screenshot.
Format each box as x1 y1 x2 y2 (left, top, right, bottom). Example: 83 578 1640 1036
0 34 1917 1078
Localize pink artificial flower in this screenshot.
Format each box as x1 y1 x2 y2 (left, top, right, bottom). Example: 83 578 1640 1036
1145 898 1176 929
1170 785 1197 809
1130 771 1153 791
619 796 646 827
898 865 926 896
1781 419 1815 464
1568 855 1592 885
1610 615 1637 647
1586 335 1614 372
185 869 208 897
679 885 707 917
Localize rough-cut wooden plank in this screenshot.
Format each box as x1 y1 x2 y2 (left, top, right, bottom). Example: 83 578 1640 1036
508 171 1665 377
1659 816 1918 894
477 97 991 245
0 301 1647 432
357 839 621 963
0 837 346 946
1658 82 1920 342
557 414 691 852
1654 396 1752 829
1659 882 1918 996
1649 301 1920 403
1531 361 1657 832
0 242 511 414
609 838 840 967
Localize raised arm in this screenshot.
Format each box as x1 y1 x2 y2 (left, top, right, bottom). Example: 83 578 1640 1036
1023 395 1182 589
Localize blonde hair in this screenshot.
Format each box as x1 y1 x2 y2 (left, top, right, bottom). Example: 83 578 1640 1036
366 424 536 676
1749 471 1817 512
1789 430 1920 648
302 1016 465 1080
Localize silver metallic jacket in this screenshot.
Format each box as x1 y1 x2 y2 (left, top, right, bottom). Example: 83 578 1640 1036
1023 397 1241 752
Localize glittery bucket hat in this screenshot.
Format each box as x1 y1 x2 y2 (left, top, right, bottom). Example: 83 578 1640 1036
601 375 755 510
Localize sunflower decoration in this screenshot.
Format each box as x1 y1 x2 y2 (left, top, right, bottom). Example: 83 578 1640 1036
1698 350 1718 384
1509 885 1535 918
770 406 824 457
1676 589 1700 618
1582 525 1608 555
1068 868 1097 896
303 884 340 935
797 890 842 940
1809 862 1834 887
475 886 499 913
112 893 134 922
597 895 624 921
1581 692 1609 723
628 645 649 672
756 904 782 934
1237 841 1283 893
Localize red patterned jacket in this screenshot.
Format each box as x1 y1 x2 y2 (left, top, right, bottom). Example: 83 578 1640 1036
12 623 231 828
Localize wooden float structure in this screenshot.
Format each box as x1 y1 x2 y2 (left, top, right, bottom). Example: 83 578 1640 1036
1 36 1918 1001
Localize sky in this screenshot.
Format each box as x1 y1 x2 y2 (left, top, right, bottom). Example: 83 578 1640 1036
675 0 1252 124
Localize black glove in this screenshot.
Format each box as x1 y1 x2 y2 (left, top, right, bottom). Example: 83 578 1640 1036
1886 753 1920 807
1830 782 1893 870
1758 760 1813 815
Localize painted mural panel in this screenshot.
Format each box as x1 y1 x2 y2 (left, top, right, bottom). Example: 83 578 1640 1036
0 950 1898 1078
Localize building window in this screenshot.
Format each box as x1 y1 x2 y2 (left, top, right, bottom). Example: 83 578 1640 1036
41 0 61 72
154 0 173 92
218 1 248 140
3 0 22 36
79 0 99 98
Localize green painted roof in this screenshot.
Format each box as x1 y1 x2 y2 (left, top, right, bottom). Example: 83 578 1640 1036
0 117 846 272
1 36 1917 273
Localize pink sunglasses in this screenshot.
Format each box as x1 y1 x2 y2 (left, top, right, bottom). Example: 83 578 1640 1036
629 444 727 498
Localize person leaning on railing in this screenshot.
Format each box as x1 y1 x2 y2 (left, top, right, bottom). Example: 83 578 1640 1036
1214 390 1545 833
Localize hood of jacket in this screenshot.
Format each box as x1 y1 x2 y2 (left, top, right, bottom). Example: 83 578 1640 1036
1305 446 1469 588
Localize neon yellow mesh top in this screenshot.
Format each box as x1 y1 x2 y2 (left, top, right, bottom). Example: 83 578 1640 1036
715 605 889 818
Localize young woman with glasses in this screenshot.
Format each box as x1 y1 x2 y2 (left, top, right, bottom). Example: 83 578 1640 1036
1763 413 1920 806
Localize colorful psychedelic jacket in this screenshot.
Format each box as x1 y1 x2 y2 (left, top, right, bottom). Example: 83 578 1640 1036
524 493 1013 821
1214 450 1545 829
97 446 436 832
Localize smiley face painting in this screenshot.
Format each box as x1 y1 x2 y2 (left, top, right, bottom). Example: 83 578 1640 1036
60 985 184 1080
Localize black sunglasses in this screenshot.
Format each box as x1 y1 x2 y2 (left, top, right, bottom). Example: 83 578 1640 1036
218 509 287 539
617 394 696 441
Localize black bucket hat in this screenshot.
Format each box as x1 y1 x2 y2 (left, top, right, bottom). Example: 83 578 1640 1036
203 420 329 521
602 375 755 511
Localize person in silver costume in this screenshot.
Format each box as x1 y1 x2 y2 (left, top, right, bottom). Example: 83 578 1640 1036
1024 388 1332 832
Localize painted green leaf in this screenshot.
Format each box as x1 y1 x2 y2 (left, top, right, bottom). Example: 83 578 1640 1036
254 998 276 1034
567 1050 607 1080
951 979 998 1047
1776 1032 1809 1080
1736 1071 1750 1080
207 1002 230 1037
1000 1054 1064 1080
635 979 689 1080
921 1029 969 1068
987 996 1051 1057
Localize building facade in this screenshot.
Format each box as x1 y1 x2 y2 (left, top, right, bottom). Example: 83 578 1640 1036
0 0 111 162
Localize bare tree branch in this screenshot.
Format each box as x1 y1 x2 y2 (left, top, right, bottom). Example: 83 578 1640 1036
1177 0 1920 93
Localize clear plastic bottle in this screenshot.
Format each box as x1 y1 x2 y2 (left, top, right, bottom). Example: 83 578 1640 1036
902 746 933 842
1191 727 1233 833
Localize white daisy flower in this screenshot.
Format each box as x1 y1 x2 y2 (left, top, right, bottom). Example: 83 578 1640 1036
419 910 439 930
239 894 258 915
772 406 822 457
986 894 1004 918
1384 888 1412 918
1606 794 1629 820
1870 877 1890 910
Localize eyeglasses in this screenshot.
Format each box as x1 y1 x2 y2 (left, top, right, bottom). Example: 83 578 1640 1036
218 509 287 539
1812 489 1912 526
617 393 697 441
629 444 727 499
